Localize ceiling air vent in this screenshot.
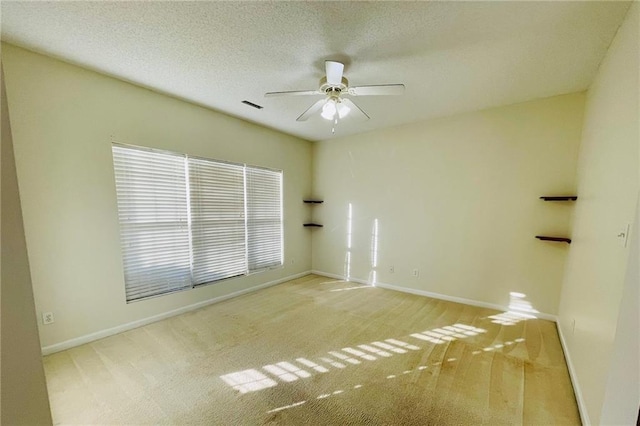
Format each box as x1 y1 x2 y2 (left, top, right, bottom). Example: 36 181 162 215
242 100 263 110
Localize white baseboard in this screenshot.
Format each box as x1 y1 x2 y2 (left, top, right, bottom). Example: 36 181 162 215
556 322 590 425
42 270 312 355
310 270 558 322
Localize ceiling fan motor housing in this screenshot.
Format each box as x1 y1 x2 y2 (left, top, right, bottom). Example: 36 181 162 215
319 76 349 95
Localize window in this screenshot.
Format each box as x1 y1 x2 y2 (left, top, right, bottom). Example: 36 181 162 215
112 144 283 302
189 158 247 284
246 167 283 271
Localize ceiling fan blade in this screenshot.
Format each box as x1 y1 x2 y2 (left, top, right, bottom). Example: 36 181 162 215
325 61 344 85
265 90 321 97
341 98 370 120
297 99 327 121
347 84 405 96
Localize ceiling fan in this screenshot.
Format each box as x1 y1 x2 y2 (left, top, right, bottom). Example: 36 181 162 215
265 61 405 125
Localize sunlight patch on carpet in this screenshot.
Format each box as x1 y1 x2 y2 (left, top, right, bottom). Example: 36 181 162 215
411 323 486 344
266 400 306 413
220 369 277 393
219 323 527 396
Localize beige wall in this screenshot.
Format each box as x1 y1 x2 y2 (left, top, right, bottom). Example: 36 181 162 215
1 65 52 425
312 93 585 316
1 44 313 349
558 3 639 425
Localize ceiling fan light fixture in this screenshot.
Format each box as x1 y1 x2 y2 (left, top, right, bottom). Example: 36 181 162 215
321 100 337 120
321 98 351 120
337 102 350 119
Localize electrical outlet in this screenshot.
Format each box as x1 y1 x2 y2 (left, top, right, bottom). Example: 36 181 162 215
42 312 54 325
389 265 395 273
290 257 296 265
412 269 419 278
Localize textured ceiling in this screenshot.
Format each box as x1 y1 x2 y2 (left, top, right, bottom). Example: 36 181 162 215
0 1 631 142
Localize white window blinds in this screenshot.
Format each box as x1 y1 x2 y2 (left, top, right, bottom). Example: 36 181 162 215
112 144 283 302
246 167 283 271
189 158 246 284
112 146 192 301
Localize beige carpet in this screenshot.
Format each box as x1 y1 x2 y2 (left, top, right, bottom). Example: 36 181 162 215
44 274 580 425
